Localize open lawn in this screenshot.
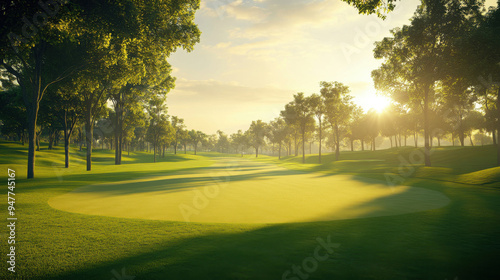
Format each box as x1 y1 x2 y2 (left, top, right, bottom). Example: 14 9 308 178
1 141 500 279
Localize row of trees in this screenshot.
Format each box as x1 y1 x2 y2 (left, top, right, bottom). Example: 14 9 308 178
2 71 493 170
234 80 494 164
0 0 201 178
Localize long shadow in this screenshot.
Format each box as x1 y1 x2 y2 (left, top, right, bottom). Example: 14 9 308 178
18 165 213 193
64 169 305 197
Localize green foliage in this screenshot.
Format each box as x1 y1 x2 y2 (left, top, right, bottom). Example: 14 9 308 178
247 120 268 157
0 86 26 139
341 0 398 18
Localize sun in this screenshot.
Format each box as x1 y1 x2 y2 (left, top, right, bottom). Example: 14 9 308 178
368 94 392 113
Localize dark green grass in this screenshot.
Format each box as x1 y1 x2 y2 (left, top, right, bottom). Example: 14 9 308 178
1 141 500 279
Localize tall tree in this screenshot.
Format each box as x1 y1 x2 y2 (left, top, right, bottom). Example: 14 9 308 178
146 95 173 162
216 130 230 154
189 130 205 155
290 93 315 163
247 120 267 157
281 102 300 156
179 129 190 154
268 118 288 159
171 116 185 154
308 93 325 163
231 130 249 157
320 81 354 160
50 83 82 168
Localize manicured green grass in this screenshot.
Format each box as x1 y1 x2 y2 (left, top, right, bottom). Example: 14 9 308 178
1 141 499 279
49 157 449 223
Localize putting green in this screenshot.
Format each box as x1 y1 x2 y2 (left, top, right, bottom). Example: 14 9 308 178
49 157 450 224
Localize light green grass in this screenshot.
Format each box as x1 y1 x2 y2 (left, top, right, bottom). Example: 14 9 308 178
0 141 499 279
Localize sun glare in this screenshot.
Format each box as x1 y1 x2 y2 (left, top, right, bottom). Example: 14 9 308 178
369 94 392 113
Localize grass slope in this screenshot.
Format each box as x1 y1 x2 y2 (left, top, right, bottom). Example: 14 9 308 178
0 141 499 280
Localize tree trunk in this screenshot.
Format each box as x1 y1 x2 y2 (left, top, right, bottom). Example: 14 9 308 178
85 115 93 171
334 124 340 160
48 130 54 150
459 126 465 147
194 144 197 155
302 131 305 163
256 146 259 158
293 134 299 156
361 139 364 151
64 127 70 168
350 139 354 152
115 134 120 164
27 110 37 178
469 134 474 146
278 142 281 159
114 91 123 165
79 128 83 151
389 136 393 148
497 88 500 165
154 142 156 163
318 119 322 163
62 108 77 169
423 86 431 167
25 44 44 179
36 130 41 151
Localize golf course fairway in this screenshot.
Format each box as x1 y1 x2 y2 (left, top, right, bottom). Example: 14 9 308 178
49 157 450 223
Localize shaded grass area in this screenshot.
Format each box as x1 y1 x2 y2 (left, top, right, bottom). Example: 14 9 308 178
0 141 499 279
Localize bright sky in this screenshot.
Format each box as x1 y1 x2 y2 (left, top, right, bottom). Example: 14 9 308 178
165 0 491 135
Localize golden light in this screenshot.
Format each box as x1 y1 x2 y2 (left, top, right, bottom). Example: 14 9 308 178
367 94 392 113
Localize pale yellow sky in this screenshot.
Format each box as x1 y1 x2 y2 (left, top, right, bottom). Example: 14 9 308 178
166 0 496 135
